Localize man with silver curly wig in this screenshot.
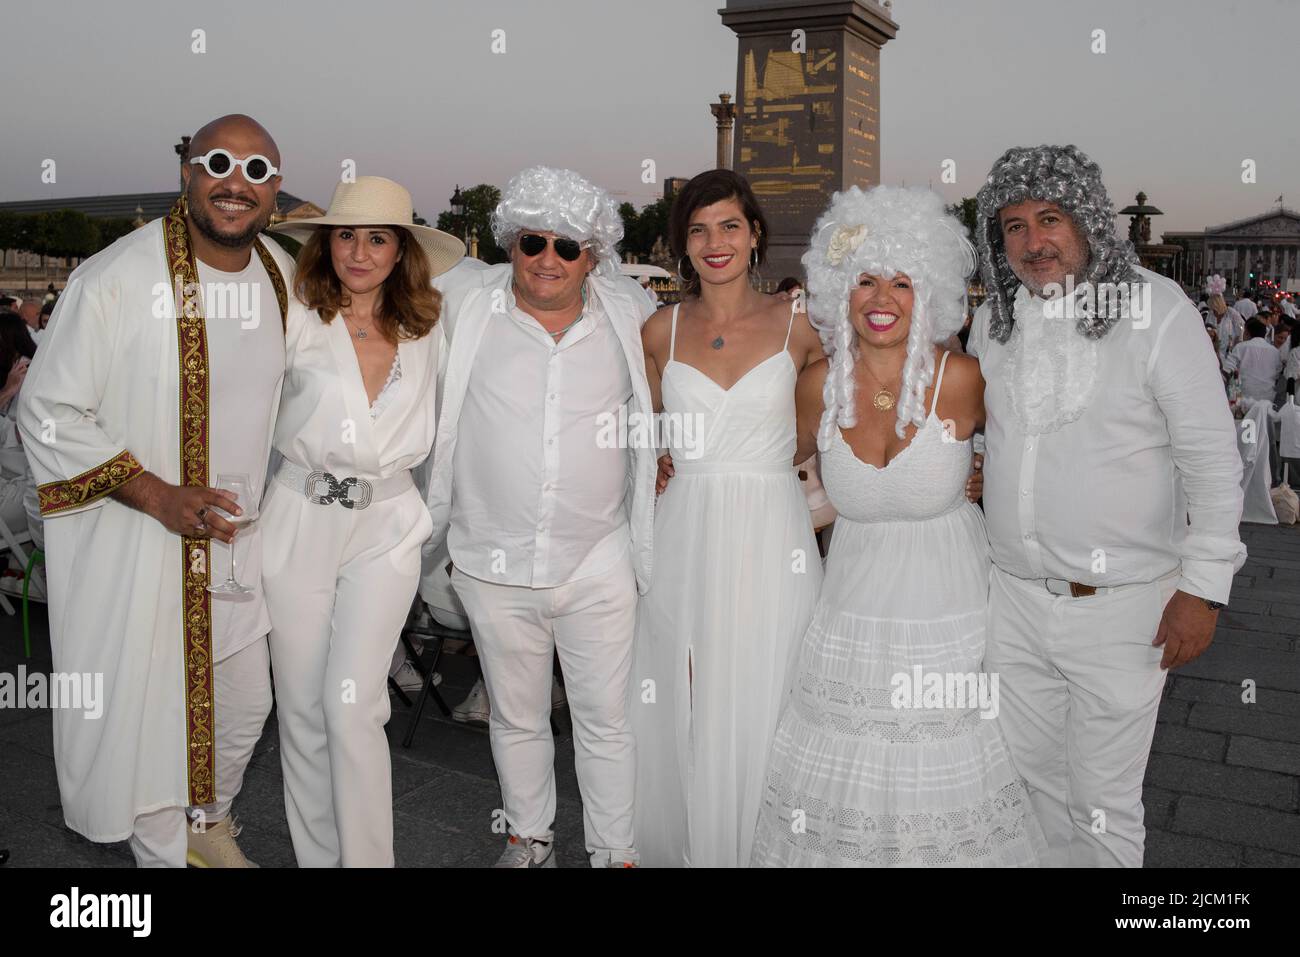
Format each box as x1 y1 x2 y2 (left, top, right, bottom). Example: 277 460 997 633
967 144 1246 868
975 144 1139 344
422 165 658 869
804 184 975 445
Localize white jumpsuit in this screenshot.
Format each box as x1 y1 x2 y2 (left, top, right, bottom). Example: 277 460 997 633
262 311 436 867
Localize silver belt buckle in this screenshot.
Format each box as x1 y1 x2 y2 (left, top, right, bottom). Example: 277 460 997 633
304 470 373 509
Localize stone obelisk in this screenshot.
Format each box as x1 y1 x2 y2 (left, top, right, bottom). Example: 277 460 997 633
719 0 898 285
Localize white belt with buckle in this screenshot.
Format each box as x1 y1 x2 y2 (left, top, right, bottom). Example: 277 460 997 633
275 460 413 510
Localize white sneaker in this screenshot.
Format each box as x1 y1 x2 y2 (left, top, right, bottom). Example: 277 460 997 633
452 677 490 725
391 661 440 695
186 816 258 868
493 834 556 868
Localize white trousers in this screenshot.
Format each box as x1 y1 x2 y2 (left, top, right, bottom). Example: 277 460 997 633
263 480 432 868
451 553 638 866
128 636 273 867
984 565 1178 867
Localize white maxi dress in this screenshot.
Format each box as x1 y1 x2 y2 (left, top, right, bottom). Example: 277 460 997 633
631 302 822 867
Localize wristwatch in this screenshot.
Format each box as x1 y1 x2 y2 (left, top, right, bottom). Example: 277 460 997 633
1203 599 1227 611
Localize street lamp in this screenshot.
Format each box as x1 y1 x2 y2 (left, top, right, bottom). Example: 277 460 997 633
449 185 468 247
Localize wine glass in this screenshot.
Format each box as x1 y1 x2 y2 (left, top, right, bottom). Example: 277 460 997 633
207 473 258 596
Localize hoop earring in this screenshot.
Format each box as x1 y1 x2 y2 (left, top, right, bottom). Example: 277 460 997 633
750 248 759 270
678 255 694 279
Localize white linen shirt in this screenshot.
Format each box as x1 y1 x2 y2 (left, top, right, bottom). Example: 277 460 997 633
449 283 633 587
1224 337 1283 403
969 267 1245 604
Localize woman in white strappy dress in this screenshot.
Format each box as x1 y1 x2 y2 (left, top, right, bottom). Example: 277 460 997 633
630 170 825 867
751 186 1045 867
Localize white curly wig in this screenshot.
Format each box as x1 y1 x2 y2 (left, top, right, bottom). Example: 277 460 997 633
805 185 975 447
490 166 624 279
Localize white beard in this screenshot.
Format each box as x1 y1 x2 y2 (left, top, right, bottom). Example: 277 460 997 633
1003 284 1099 436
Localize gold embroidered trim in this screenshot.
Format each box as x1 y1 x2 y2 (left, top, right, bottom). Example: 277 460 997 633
36 449 144 516
253 239 288 331
163 198 215 807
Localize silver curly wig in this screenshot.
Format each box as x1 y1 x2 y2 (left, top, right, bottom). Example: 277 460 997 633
805 185 975 446
975 144 1138 344
491 166 624 279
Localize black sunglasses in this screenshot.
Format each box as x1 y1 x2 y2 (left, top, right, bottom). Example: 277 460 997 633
518 233 587 262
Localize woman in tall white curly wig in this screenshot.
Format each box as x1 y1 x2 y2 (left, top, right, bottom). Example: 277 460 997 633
807 184 974 445
751 185 1047 868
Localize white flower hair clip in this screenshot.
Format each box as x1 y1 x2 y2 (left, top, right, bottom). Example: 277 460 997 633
826 223 869 266
1205 274 1226 296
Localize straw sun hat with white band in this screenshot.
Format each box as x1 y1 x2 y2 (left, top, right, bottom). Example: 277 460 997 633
270 176 464 276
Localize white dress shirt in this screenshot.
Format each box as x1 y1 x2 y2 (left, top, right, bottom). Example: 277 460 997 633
1224 337 1283 403
450 283 633 588
969 267 1245 604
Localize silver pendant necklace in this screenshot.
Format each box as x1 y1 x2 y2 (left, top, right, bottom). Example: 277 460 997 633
344 311 374 340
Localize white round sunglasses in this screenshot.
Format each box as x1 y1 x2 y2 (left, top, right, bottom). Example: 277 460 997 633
189 148 280 185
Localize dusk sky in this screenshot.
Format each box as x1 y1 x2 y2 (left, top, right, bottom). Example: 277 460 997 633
5 0 1298 233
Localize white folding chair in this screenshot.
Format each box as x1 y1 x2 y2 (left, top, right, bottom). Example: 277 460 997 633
0 511 42 616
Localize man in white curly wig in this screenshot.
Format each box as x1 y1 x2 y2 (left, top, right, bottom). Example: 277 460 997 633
967 144 1246 867
422 166 656 867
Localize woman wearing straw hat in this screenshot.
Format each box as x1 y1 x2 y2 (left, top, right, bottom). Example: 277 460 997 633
263 176 463 867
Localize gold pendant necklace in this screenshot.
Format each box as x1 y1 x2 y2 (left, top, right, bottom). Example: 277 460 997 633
861 361 898 412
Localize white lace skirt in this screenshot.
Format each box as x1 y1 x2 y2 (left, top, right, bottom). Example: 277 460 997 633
750 506 1046 867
